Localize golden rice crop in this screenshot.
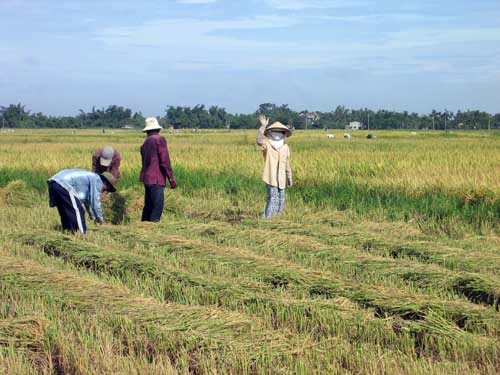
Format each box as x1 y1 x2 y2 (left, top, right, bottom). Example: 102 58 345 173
0 129 499 374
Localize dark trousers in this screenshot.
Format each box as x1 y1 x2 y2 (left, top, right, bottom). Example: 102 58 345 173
142 184 164 222
48 181 87 234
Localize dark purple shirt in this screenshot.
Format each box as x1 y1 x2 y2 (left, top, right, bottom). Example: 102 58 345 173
140 133 176 187
92 149 121 180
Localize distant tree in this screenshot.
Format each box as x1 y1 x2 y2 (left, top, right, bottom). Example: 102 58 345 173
166 106 193 128
227 113 257 129
493 113 500 129
209 106 228 128
0 102 497 130
0 103 30 128
131 112 145 128
254 103 299 128
256 103 277 116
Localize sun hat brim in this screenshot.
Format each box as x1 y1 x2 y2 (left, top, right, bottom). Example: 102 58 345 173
142 124 163 132
142 117 163 132
99 157 112 167
264 122 292 137
100 172 117 192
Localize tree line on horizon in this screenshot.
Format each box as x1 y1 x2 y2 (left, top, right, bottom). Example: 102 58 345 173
1 102 498 130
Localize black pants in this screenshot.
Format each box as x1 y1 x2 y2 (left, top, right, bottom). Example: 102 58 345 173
142 184 164 222
48 181 87 234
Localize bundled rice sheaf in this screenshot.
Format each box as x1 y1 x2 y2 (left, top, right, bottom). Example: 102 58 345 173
101 190 135 225
0 180 35 208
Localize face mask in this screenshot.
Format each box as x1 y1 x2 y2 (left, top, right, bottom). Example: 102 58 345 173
270 131 285 141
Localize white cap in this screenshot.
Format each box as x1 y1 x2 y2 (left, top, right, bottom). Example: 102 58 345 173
100 146 114 167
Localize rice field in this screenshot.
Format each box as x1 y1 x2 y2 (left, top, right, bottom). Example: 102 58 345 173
0 129 499 374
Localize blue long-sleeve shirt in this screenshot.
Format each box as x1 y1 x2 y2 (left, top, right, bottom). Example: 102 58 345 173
48 169 104 222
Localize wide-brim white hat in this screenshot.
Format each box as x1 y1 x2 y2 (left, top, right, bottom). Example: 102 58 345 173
142 117 163 132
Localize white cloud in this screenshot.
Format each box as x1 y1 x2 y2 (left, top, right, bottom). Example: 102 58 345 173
318 13 454 24
0 0 27 9
95 15 301 49
382 27 500 49
0 46 22 65
93 17 355 71
265 0 361 10
92 14 500 80
176 0 217 4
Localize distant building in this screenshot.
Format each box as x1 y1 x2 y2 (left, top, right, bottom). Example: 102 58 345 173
300 112 321 127
303 112 320 121
346 121 362 130
121 125 135 129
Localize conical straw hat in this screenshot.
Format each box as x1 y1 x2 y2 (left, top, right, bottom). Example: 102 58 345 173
264 122 292 137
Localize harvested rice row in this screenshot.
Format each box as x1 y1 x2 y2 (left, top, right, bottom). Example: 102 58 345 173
0 316 48 374
174 221 500 310
242 217 500 275
0 254 313 374
97 225 500 337
23 230 484 361
17 232 375 340
15 232 500 368
15 234 500 366
0 289 182 374
358 238 500 274
0 317 48 351
2 290 494 375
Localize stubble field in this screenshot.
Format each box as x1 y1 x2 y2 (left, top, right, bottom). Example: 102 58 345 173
0 129 499 374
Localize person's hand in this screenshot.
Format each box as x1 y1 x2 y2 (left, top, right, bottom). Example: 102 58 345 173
95 219 103 225
170 181 177 189
287 177 293 187
258 115 269 128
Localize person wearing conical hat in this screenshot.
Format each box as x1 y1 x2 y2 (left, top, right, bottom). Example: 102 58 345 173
256 115 293 218
139 117 177 222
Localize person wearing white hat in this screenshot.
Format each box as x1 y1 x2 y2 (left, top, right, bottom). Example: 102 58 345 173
92 145 121 181
256 115 293 218
139 117 177 222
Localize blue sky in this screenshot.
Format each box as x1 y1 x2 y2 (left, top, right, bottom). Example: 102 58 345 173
1 0 499 116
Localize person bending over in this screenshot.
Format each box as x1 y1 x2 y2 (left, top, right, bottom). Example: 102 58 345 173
48 169 117 234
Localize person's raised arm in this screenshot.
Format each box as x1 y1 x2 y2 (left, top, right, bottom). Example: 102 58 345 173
256 115 269 146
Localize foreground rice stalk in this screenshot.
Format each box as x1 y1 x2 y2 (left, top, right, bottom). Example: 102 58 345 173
0 254 317 373
14 231 500 366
